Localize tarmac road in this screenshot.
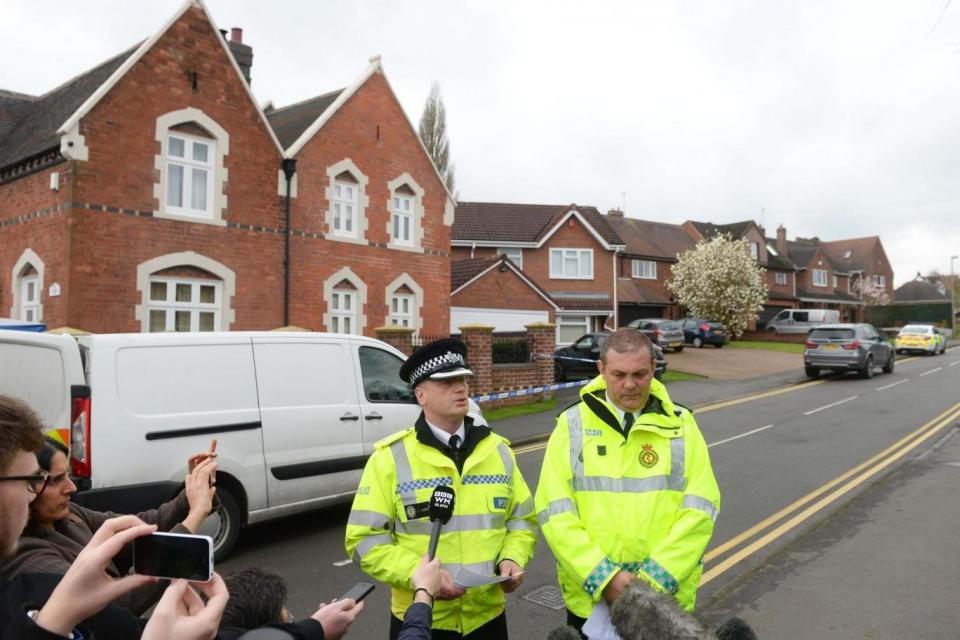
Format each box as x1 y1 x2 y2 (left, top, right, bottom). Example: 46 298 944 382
219 347 960 639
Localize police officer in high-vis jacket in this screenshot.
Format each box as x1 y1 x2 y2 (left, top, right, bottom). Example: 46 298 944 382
345 339 538 640
535 328 720 633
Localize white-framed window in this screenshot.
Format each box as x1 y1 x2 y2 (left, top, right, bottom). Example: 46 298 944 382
389 294 414 327
147 277 221 332
832 275 838 288
632 259 657 279
332 178 358 237
19 275 40 322
330 289 358 334
391 192 414 246
750 242 759 260
557 315 591 344
872 274 886 287
496 247 523 269
775 271 787 286
812 269 828 287
165 133 215 218
550 248 593 279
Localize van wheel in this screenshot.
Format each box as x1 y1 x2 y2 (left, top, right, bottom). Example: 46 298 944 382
202 487 242 562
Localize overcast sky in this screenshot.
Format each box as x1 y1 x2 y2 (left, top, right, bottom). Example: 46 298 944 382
3 0 959 286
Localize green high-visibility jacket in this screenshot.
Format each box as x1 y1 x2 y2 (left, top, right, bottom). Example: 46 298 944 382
535 375 720 617
345 415 538 635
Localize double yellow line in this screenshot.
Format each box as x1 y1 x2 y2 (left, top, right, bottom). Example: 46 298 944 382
701 401 960 585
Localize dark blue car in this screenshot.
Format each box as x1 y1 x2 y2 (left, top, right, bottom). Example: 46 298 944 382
680 318 727 348
554 332 666 382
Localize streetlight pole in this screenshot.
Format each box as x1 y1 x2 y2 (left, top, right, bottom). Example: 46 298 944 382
951 255 958 333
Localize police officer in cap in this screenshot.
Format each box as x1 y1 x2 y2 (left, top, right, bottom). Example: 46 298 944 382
346 338 538 639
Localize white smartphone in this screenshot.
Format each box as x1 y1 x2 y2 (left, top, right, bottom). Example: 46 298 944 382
133 532 213 582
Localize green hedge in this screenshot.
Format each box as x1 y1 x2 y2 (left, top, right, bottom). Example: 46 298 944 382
866 303 953 328
492 340 529 364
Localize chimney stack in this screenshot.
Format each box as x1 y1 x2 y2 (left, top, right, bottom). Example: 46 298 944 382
227 27 253 85
608 208 624 218
776 224 787 254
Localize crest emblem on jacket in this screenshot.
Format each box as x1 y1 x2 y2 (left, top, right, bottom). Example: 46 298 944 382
639 443 659 468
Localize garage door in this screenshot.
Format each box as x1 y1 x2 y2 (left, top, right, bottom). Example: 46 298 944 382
450 307 549 332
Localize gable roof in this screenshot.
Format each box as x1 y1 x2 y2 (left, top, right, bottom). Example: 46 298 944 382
687 220 758 241
0 48 136 170
265 89 344 149
451 255 559 309
762 240 796 271
617 277 672 305
605 216 696 260
817 236 882 273
0 90 37 143
453 202 624 248
783 239 820 269
894 278 951 303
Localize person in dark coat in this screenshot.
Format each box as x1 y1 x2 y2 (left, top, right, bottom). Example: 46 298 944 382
396 555 442 640
1 436 217 615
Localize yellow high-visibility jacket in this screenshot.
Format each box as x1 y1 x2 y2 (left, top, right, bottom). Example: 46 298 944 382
535 375 720 617
345 415 538 635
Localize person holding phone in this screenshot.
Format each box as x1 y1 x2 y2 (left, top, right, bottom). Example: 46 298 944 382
0 435 219 615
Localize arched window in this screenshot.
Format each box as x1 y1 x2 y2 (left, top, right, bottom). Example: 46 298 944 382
323 267 367 335
386 174 425 252
10 249 44 322
136 252 236 332
325 159 369 244
384 273 423 335
154 108 229 225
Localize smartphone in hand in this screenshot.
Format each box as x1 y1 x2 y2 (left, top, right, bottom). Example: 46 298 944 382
338 581 375 603
133 532 213 581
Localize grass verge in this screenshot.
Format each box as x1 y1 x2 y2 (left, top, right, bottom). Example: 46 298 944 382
483 397 557 422
662 369 707 382
727 340 804 354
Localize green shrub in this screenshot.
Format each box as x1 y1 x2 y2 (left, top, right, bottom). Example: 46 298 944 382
492 341 529 364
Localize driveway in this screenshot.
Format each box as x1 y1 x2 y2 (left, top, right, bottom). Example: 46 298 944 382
665 346 801 379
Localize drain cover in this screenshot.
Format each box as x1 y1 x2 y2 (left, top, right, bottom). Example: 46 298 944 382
522 585 565 610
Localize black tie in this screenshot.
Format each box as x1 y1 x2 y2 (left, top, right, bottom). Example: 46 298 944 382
448 434 461 451
623 412 635 436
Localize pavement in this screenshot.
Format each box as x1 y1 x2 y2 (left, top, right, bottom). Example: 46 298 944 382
701 419 960 639
664 345 802 379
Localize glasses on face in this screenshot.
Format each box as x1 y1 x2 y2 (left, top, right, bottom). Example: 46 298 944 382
0 473 51 496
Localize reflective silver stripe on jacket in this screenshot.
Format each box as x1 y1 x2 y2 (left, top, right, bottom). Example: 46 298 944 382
680 494 718 521
566 406 687 494
510 497 535 519
395 513 506 536
390 439 416 503
497 442 514 483
347 509 393 529
351 533 394 564
537 497 579 526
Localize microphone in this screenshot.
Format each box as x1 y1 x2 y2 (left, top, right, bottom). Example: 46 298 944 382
427 485 456 560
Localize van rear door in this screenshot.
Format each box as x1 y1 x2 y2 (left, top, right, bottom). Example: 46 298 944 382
252 336 365 507
0 330 84 436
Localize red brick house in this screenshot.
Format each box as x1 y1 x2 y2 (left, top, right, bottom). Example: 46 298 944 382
0 0 453 336
450 255 559 329
451 202 625 344
605 211 697 322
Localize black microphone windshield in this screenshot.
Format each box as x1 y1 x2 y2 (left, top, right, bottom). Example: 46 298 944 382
428 485 456 523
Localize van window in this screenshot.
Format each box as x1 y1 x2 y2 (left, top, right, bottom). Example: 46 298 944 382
116 344 258 415
254 342 352 408
793 311 809 322
358 347 415 404
0 344 65 426
775 310 788 320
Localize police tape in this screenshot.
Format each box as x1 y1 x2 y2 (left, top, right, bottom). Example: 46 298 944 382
552 355 600 364
470 378 590 403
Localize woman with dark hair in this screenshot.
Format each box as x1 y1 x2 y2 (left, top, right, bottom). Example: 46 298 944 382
0 436 217 616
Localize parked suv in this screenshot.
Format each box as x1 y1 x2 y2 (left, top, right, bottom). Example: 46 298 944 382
803 323 895 379
554 332 666 381
680 318 727 348
626 318 685 352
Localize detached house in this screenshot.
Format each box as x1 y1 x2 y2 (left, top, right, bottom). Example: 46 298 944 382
1 0 454 336
451 202 625 344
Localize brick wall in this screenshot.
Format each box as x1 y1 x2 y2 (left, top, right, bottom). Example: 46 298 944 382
524 219 613 293
452 266 554 318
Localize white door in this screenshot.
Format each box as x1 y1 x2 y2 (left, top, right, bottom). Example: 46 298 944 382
353 343 421 454
450 307 548 332
252 337 364 507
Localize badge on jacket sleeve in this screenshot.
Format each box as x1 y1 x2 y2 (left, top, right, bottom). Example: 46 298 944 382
639 443 659 468
405 502 430 519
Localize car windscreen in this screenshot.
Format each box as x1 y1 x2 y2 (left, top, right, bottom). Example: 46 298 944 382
809 328 855 341
900 325 931 334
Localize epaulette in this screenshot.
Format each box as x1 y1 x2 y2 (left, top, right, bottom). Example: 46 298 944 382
672 401 693 416
375 427 414 449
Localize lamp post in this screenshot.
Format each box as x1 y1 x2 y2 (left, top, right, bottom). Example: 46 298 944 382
951 256 958 333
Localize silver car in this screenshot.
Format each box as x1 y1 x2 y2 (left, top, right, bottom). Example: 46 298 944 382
626 318 685 352
803 323 895 379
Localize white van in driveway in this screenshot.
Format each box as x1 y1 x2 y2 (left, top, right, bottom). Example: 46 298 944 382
0 330 468 559
764 309 839 334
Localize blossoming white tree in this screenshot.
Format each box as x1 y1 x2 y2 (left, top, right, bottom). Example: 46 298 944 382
851 277 891 306
668 234 768 337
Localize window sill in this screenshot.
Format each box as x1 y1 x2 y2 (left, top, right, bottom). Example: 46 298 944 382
386 242 424 254
632 275 657 280
549 275 594 280
328 234 368 246
154 210 226 227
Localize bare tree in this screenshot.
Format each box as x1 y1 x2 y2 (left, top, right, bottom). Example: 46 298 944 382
418 82 456 194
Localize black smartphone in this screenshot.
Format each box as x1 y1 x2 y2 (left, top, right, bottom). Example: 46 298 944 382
338 581 375 603
133 532 213 581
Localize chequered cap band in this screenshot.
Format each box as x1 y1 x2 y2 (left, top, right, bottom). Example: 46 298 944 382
410 351 467 386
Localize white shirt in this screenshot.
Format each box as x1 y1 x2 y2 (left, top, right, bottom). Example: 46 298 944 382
605 392 638 427
426 419 466 447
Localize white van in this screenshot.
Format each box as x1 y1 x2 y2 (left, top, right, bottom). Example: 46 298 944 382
764 309 840 334
0 330 478 559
